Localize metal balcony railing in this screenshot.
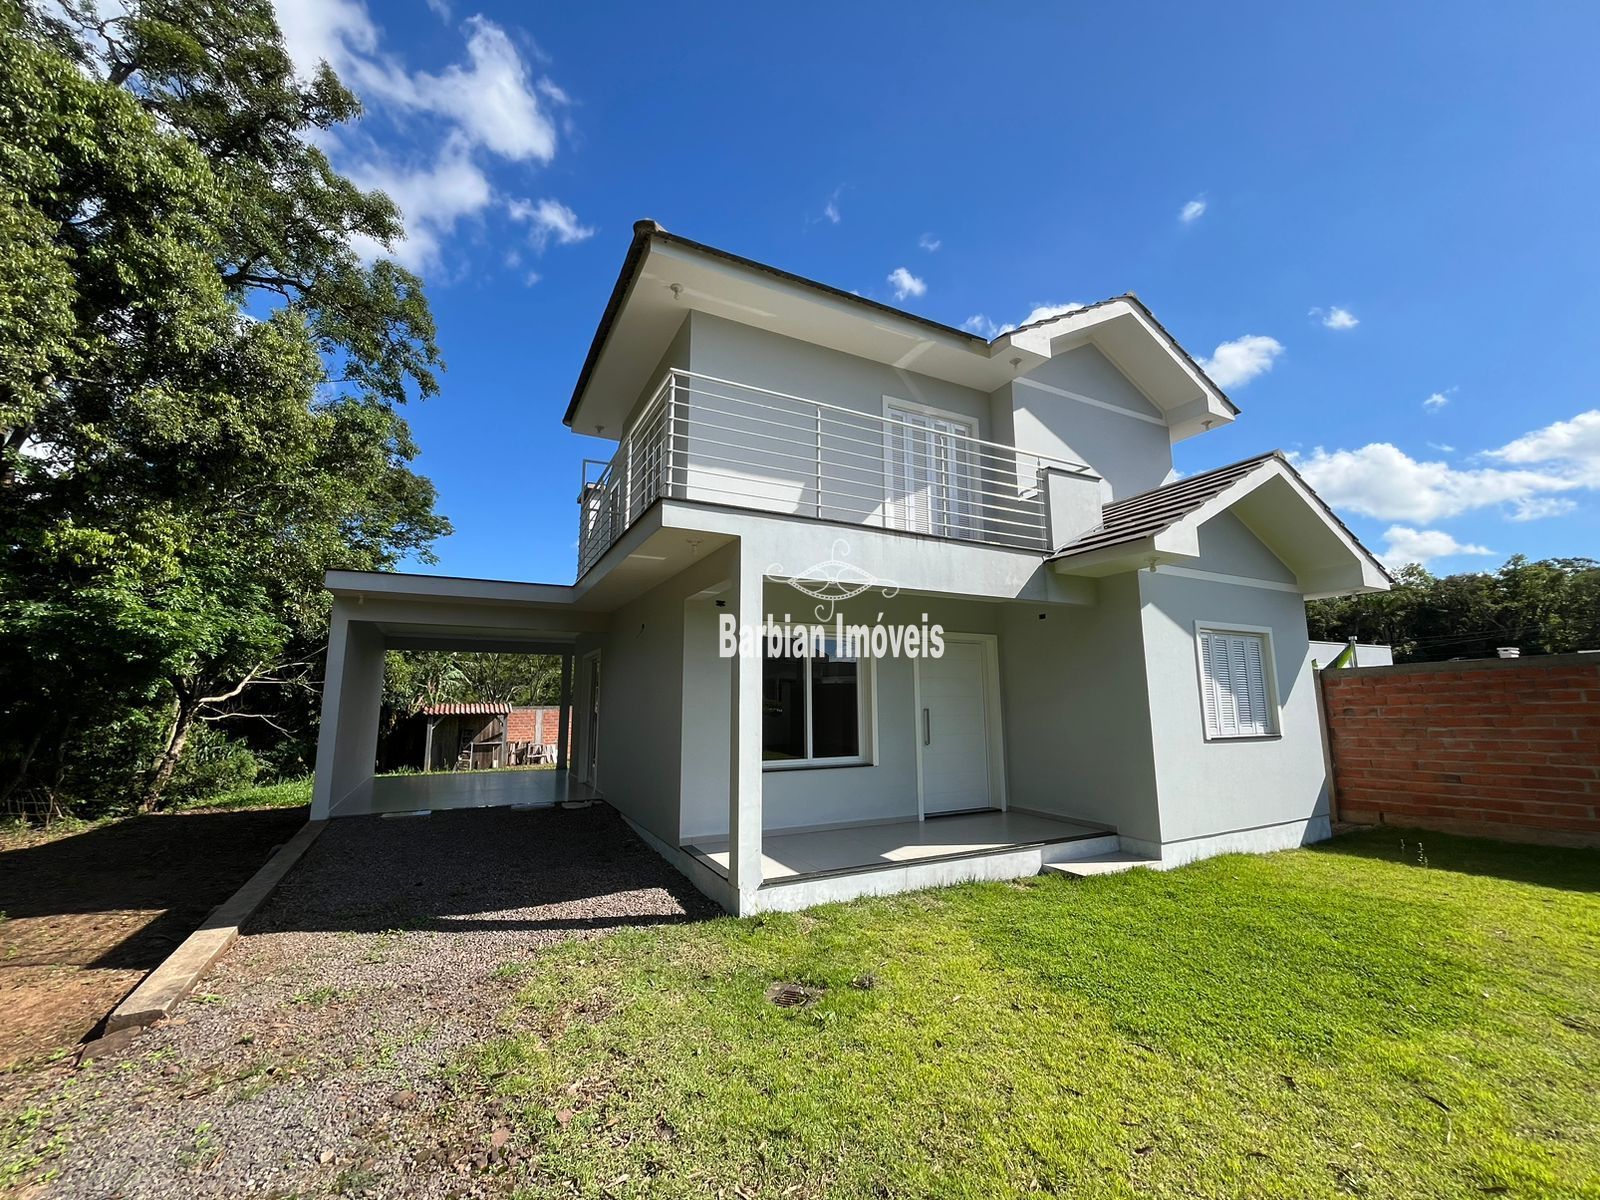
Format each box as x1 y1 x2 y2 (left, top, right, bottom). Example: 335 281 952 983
577 369 1092 578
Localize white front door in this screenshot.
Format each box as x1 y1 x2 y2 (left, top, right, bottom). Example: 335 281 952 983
917 639 995 815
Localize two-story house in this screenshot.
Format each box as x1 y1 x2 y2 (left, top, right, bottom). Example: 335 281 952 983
310 221 1390 914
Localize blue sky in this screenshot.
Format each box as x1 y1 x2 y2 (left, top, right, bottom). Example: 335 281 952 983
274 1 1600 583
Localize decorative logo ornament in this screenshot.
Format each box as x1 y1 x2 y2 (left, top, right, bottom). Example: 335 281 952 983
767 538 899 621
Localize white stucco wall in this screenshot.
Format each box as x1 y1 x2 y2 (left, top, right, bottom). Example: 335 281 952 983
997 573 1163 843
726 587 1010 836
679 593 732 841
1135 517 1330 853
601 313 1189 553
672 312 1005 534
1004 344 1175 500
584 544 742 846
689 311 995 434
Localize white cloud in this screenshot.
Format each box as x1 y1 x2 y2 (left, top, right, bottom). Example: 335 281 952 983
1017 302 1084 327
919 233 941 252
1311 305 1359 330
1179 196 1207 223
274 0 371 73
1509 497 1577 521
1489 409 1600 484
1427 441 1456 453
535 77 571 105
962 302 1083 340
508 197 594 250
819 186 844 225
402 17 557 162
345 135 493 271
1422 389 1454 410
1378 526 1494 568
1292 443 1577 523
887 267 926 300
1199 335 1283 388
270 1 573 278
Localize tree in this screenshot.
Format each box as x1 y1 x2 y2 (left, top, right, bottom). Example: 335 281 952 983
1308 556 1600 663
384 652 564 713
0 1 449 817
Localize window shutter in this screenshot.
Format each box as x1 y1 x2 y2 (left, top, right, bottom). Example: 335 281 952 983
1199 633 1221 736
1199 629 1274 738
1241 635 1269 735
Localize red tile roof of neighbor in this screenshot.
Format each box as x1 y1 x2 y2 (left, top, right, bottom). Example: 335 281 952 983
420 702 512 716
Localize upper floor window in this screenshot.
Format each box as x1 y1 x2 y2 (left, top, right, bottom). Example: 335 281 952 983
884 400 979 540
1196 626 1278 739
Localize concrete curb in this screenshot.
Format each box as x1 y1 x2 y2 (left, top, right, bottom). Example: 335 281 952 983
102 818 327 1035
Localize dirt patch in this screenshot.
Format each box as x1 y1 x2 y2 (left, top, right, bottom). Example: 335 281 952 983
0 806 307 1070
2 803 717 1198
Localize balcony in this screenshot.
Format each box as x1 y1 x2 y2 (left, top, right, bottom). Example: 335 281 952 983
577 369 1094 578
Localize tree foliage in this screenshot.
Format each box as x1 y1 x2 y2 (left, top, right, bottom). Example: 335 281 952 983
1308 556 1600 662
0 1 449 819
384 652 564 713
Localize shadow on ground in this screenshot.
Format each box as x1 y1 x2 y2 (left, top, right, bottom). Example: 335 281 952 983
246 804 721 936
0 807 309 970
0 805 308 1065
1313 824 1599 893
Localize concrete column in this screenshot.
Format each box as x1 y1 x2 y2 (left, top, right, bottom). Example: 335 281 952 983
422 715 437 773
555 652 572 771
727 550 764 907
310 602 386 819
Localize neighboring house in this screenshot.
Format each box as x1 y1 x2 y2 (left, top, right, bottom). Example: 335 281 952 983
413 704 566 771
420 702 510 771
312 221 1390 914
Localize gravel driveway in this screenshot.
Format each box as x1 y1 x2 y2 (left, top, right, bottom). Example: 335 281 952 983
4 803 719 1198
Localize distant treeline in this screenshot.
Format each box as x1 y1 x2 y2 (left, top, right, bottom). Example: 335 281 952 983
1307 556 1600 662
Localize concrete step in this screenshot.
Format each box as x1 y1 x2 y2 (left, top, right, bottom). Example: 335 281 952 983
1039 833 1122 864
1041 852 1158 879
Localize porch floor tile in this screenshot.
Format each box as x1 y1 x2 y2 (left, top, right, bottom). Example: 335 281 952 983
688 809 1111 881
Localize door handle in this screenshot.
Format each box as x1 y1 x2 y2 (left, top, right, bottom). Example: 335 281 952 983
923 707 931 746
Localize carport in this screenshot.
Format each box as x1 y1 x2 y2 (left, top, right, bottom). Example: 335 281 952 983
311 571 609 820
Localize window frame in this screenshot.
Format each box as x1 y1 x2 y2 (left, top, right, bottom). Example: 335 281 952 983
1192 621 1281 742
881 395 982 540
761 630 875 771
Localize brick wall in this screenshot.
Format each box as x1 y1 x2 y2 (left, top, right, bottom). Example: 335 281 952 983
506 707 568 752
1321 654 1600 848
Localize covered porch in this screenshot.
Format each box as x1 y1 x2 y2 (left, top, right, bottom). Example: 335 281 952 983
312 572 608 821
684 809 1120 910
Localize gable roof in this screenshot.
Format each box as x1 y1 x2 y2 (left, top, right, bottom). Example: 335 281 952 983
1050 452 1281 559
1049 451 1392 598
1001 296 1239 422
563 222 1237 436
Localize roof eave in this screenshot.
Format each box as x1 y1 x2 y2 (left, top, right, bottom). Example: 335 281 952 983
1047 453 1392 595
564 222 988 429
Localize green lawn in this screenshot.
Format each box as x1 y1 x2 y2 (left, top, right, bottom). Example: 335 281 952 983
174 775 313 811
462 830 1599 1199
